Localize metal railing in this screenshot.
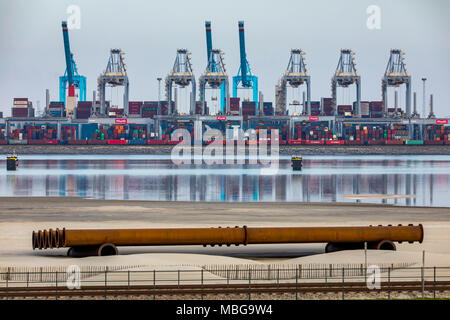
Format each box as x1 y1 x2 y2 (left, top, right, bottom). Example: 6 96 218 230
0 265 449 300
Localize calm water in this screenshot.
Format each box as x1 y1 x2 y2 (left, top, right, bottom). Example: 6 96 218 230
1 155 449 207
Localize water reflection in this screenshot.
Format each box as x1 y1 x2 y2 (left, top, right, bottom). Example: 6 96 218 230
0 156 449 207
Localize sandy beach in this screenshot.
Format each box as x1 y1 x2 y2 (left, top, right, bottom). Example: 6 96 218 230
0 197 449 268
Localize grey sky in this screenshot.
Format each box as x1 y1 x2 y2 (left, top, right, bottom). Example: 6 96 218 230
0 0 449 116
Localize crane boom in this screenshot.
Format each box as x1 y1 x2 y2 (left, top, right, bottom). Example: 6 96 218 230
61 21 74 86
205 21 212 63
238 21 250 87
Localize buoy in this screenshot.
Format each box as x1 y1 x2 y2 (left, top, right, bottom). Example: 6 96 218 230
6 151 18 171
291 155 302 171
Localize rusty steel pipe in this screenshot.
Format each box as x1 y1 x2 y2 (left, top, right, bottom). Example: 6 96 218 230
32 224 423 250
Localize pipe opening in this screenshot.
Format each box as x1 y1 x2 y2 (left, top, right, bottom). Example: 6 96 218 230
98 243 118 256
377 240 396 251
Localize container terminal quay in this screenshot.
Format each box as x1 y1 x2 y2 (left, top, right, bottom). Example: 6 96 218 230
1 21 449 149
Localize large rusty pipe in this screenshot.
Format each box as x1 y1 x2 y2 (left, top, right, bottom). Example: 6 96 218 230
33 224 423 250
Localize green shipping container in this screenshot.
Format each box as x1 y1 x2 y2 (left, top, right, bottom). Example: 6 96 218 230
405 140 423 145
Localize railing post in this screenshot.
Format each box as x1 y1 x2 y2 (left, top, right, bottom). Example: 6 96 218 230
248 269 251 300
421 266 424 299
296 266 299 300
178 270 180 288
388 267 391 300
433 266 436 299
55 271 58 300
128 270 130 289
201 269 204 300
27 271 29 289
6 271 8 300
104 268 107 300
153 270 156 300
342 267 345 300
277 268 279 287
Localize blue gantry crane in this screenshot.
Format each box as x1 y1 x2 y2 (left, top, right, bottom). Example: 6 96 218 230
205 21 213 68
232 21 258 108
59 21 86 105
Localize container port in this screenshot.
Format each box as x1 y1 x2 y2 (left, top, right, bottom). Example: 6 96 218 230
1 21 448 148
1 1 450 307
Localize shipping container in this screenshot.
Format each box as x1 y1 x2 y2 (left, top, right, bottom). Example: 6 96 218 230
87 140 107 145
405 140 424 145
8 139 28 145
424 140 444 145
146 139 166 145
68 139 88 145
107 139 127 145
385 140 404 145
325 140 345 145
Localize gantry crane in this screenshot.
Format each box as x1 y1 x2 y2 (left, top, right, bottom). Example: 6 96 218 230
97 49 129 115
331 49 361 116
204 21 227 113
165 49 196 115
59 21 86 105
199 49 229 115
382 49 411 116
205 21 213 71
232 21 258 109
275 49 311 115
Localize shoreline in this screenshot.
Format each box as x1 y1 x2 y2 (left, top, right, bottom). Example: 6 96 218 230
1 145 450 155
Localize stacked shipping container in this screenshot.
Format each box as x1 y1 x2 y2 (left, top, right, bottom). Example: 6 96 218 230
230 97 240 115
369 101 383 118
128 101 143 116
321 98 333 116
48 101 65 117
76 101 92 119
12 98 34 118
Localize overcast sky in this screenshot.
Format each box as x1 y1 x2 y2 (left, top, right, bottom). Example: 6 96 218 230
0 0 449 116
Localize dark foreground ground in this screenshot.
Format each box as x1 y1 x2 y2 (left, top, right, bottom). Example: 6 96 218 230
1 145 450 155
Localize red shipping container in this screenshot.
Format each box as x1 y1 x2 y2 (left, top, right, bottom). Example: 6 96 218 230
146 140 166 145
325 140 345 145
368 140 385 145
68 140 87 145
87 140 107 145
304 140 324 145
107 139 127 145
424 140 444 145
385 140 404 145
